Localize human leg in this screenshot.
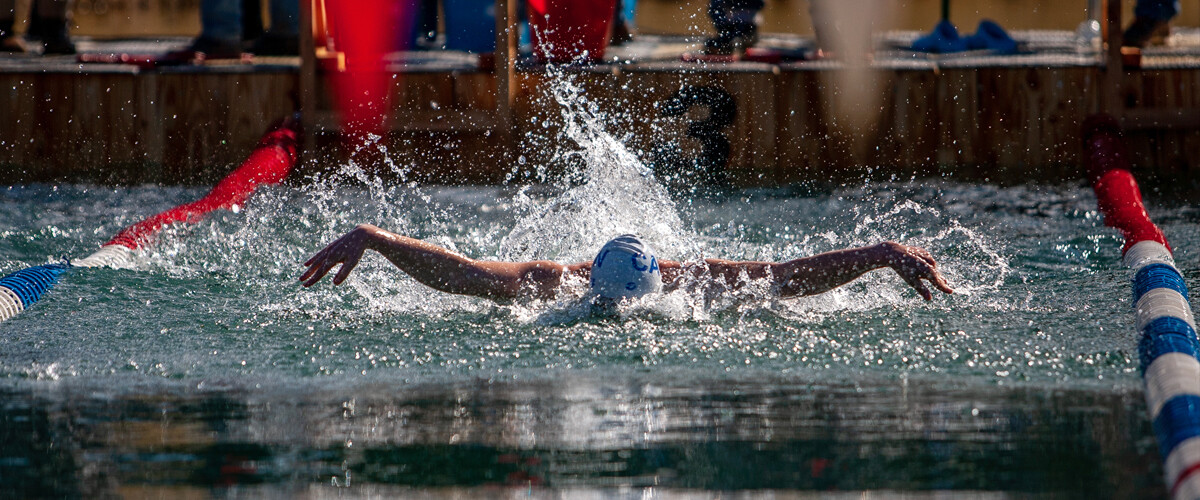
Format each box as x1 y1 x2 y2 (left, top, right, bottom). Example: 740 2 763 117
242 0 264 42
704 0 764 54
1135 0 1180 21
0 0 27 52
184 0 244 57
34 0 73 54
1124 0 1180 47
611 0 632 45
247 0 298 55
266 0 298 35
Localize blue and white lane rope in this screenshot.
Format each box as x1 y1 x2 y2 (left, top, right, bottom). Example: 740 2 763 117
0 117 299 324
1127 241 1200 499
0 264 70 322
0 245 133 322
1085 115 1200 498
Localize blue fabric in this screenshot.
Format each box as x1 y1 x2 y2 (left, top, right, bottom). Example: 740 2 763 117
912 19 968 53
201 0 242 42
0 263 69 309
202 0 299 40
1133 263 1189 304
964 20 1017 54
620 0 637 29
1135 0 1180 22
1139 317 1200 374
267 0 299 36
1154 395 1200 459
709 0 763 37
444 0 495 52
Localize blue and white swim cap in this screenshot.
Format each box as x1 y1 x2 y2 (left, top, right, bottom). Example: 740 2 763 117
590 234 662 300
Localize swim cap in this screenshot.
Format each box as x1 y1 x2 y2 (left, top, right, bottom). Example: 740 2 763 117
590 234 662 300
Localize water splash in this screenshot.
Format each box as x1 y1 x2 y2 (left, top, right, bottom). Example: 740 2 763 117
499 70 698 264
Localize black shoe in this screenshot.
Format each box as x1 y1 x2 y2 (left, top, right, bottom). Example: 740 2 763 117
1123 16 1169 48
703 29 757 56
36 19 75 55
703 34 734 55
167 36 243 61
610 21 633 46
247 33 299 56
41 34 75 55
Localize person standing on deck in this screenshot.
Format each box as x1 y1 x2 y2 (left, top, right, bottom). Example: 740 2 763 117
704 0 764 54
0 0 74 54
169 0 300 59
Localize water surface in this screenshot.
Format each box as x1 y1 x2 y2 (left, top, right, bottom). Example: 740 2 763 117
1 76 1195 497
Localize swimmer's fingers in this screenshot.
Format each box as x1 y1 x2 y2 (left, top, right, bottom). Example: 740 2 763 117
331 252 361 285
901 273 933 301
298 262 318 283
301 229 371 286
303 240 339 268
301 258 338 287
929 268 953 295
298 255 323 282
892 257 952 300
911 246 937 268
910 249 953 295
882 242 952 299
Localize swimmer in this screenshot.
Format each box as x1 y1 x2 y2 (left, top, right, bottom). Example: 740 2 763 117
299 225 953 303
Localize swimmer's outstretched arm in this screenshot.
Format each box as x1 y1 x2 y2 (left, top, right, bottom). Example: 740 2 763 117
665 242 953 300
300 224 568 301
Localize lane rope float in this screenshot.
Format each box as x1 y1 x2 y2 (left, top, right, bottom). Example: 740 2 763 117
1084 114 1198 499
1 116 300 323
0 264 70 322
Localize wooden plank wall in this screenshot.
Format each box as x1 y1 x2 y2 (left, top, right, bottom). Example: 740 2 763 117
0 65 1195 185
0 69 297 185
1123 69 1200 182
361 64 1176 186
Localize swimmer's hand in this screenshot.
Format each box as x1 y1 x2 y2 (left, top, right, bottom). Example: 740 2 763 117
300 224 377 287
876 241 954 301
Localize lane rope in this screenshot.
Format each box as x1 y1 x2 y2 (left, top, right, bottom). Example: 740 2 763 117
0 116 300 323
1085 114 1199 499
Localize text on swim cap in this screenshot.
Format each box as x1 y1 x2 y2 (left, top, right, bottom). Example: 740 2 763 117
593 250 609 268
595 249 658 274
631 254 659 273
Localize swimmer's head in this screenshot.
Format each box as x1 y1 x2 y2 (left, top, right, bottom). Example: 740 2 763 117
589 234 661 302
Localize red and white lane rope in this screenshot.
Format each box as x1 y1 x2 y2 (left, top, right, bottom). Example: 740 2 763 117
1085 115 1198 499
0 116 300 322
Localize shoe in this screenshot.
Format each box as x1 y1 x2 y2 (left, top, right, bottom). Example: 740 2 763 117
41 34 75 55
965 19 1017 54
0 35 28 53
703 28 758 56
36 19 75 55
703 34 734 55
246 32 299 56
165 36 243 61
912 19 968 53
1123 16 1169 48
609 21 633 46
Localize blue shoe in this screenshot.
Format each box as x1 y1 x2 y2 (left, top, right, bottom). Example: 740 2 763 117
965 19 1018 54
912 19 968 53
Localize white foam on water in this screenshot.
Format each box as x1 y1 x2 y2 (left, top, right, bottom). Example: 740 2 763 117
75 71 1013 346
498 71 698 265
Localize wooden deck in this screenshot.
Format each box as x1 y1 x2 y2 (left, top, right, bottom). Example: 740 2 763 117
1 30 1198 185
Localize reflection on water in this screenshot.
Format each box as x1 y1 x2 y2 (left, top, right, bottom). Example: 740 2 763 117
2 73 1196 496
0 178 1191 496
0 375 1163 497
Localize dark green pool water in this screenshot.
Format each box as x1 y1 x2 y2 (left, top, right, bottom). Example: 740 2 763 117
1 177 1194 498
1 75 1197 497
